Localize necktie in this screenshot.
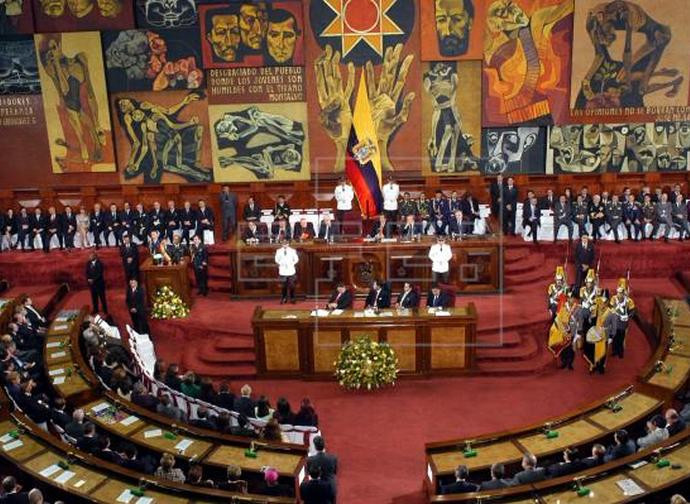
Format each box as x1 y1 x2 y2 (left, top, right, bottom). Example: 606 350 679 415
434 295 438 306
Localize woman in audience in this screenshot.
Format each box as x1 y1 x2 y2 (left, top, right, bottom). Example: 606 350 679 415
187 464 214 487
109 367 132 397
164 363 182 390
76 206 91 248
262 418 288 443
274 397 295 424
254 396 273 421
180 371 201 398
260 467 292 496
153 359 166 381
295 397 319 427
156 394 183 421
217 464 248 493
154 452 186 483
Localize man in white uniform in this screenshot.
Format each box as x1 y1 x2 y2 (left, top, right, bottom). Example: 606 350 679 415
334 178 354 224
275 240 299 304
382 175 400 225
428 236 453 284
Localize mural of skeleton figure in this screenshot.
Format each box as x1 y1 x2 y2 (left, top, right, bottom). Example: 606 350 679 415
138 0 196 28
116 92 211 183
215 106 304 146
576 0 683 110
219 143 302 179
423 61 478 173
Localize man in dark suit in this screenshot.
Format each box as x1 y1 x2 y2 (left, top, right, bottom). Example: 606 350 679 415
132 382 158 411
427 284 450 309
190 406 216 430
547 448 586 478
479 463 511 490
489 174 504 219
61 205 77 249
369 214 393 239
448 210 466 237
293 218 316 241
395 282 418 309
574 233 595 294
120 202 135 239
318 215 338 241
440 465 479 494
28 207 45 252
45 206 62 250
326 283 352 310
164 200 180 242
399 214 421 241
459 193 479 234
502 177 519 235
148 201 165 235
272 217 292 242
86 252 108 314
196 199 215 243
307 436 338 499
300 466 335 504
430 191 450 236
0 476 30 504
539 189 556 211
126 278 149 334
233 385 255 418
90 203 106 248
214 382 235 411
104 203 122 247
364 280 390 309
219 186 238 241
511 453 546 485
76 422 99 454
582 444 606 468
166 234 186 264
242 221 264 244
51 397 71 429
242 196 262 222
604 430 636 462
554 194 573 241
522 196 541 243
190 234 209 296
179 201 197 245
120 233 139 280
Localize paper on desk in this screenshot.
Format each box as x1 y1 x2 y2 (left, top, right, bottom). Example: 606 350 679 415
174 438 194 452
136 497 154 504
331 309 344 315
73 480 86 488
46 342 61 348
310 309 330 317
54 470 75 484
143 429 162 439
48 368 65 376
117 489 134 503
2 439 23 452
353 312 364 318
434 311 451 317
379 311 394 317
616 478 644 496
39 464 61 478
0 433 14 444
120 415 139 426
90 402 110 413
52 377 66 385
51 351 67 359
427 308 437 314
281 314 297 319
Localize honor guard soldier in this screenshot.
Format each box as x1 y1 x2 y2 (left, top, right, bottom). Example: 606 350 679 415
582 294 614 374
399 192 418 219
609 278 635 358
579 269 599 334
275 240 299 304
334 178 354 224
547 266 569 321
548 293 576 370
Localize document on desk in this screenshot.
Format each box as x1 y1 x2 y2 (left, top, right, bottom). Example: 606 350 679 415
48 368 65 376
144 429 162 439
353 312 364 318
46 342 61 348
90 402 110 414
331 309 344 316
378 311 394 317
434 311 451 317
616 478 644 496
52 376 66 385
310 309 330 317
175 438 194 452
39 464 61 478
120 415 139 426
50 351 67 358
136 497 154 504
2 439 23 452
54 470 75 484
117 489 134 503
0 433 14 444
281 314 298 319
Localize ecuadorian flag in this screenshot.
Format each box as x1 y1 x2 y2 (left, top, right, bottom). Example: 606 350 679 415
345 71 383 218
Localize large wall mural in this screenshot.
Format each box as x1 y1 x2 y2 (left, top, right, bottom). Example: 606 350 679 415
4 0 690 186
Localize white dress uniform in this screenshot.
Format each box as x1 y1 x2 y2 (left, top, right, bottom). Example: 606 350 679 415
428 242 452 283
382 183 400 213
275 245 299 302
334 183 354 211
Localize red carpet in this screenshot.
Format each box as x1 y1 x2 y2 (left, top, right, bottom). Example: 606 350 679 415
1 239 687 503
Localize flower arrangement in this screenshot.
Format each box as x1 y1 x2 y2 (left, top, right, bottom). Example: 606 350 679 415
335 336 398 390
150 286 190 320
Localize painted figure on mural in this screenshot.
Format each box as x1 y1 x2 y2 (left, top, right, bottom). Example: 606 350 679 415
116 92 211 183
39 0 65 17
423 61 478 173
36 33 106 165
483 127 541 174
434 0 473 57
0 0 25 33
205 8 241 63
264 8 300 65
137 0 196 28
575 0 682 110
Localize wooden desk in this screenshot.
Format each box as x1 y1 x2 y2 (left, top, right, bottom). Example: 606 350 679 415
646 354 690 392
140 257 192 307
205 444 304 476
0 421 48 463
631 443 690 489
429 440 524 475
229 237 502 297
253 306 478 378
588 393 661 431
91 479 190 504
47 363 91 398
541 474 636 504
24 450 108 494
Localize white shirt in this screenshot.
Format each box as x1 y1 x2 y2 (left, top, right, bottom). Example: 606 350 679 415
275 246 299 276
382 183 400 211
334 184 354 211
428 243 452 273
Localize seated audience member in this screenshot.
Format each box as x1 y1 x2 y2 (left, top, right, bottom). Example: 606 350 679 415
156 394 184 421
479 462 510 490
234 384 255 418
76 422 99 454
318 214 338 241
254 396 273 421
196 199 215 242
605 430 636 462
447 209 465 237
180 371 201 398
326 283 352 310
242 221 263 244
440 465 479 494
242 196 262 222
230 414 257 438
511 453 546 485
295 398 319 427
294 217 315 241
187 464 214 487
155 452 186 483
121 444 152 474
214 381 235 410
369 214 393 240
65 409 86 440
274 397 295 424
399 214 421 240
99 435 124 464
273 195 291 220
131 382 159 411
190 405 216 430
1 476 29 503
300 466 335 504
51 397 71 429
214 411 232 433
547 447 586 478
666 409 686 437
164 363 182 391
262 417 288 442
671 495 688 504
27 488 43 504
260 467 292 497
199 376 217 404
583 444 606 467
15 380 50 425
364 279 390 310
153 359 166 381
217 464 248 493
395 282 418 309
427 284 450 309
271 217 292 241
637 414 669 450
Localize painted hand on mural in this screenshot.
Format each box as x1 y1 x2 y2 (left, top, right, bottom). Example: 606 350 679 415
364 43 415 172
314 44 355 172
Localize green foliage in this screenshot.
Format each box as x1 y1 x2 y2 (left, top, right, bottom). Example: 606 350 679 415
335 336 398 390
150 286 190 320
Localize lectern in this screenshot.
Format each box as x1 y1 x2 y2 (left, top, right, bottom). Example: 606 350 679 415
140 258 193 308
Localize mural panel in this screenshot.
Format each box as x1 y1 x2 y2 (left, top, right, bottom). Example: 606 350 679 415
420 0 487 61
34 32 116 173
135 0 198 29
0 0 34 34
209 101 310 183
480 126 547 175
0 35 40 94
32 0 135 32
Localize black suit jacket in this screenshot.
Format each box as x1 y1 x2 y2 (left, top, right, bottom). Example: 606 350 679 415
28 214 44 232
126 286 146 315
51 408 72 429
503 186 518 209
242 225 264 242
271 223 292 241
396 289 419 308
86 259 105 289
426 291 450 309
522 203 541 226
369 220 393 238
293 222 316 240
0 491 30 504
318 222 339 240
440 480 479 494
61 212 77 234
307 452 338 480
233 396 255 418
575 242 595 267
243 203 262 221
300 479 335 504
328 289 352 309
364 288 390 309
179 208 197 229
120 243 139 266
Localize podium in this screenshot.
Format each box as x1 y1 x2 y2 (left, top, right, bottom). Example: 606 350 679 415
140 258 193 308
